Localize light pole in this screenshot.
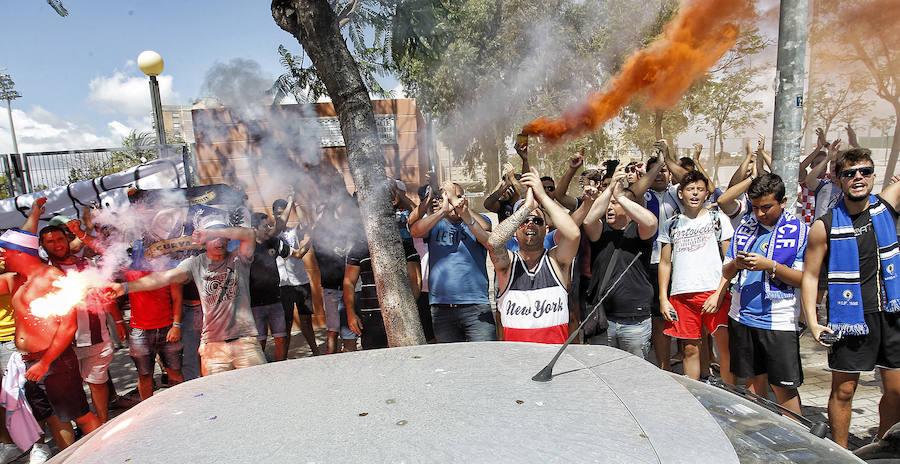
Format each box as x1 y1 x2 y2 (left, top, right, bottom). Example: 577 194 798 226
770 0 808 208
138 50 168 159
0 72 27 195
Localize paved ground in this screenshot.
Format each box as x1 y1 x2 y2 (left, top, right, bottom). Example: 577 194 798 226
13 326 882 462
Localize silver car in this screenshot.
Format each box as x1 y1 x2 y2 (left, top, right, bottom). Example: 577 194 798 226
50 343 869 463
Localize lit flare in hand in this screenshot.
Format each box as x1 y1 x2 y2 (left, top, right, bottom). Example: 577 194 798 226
29 270 112 318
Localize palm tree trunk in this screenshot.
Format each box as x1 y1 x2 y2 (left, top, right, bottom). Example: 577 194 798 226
272 0 424 346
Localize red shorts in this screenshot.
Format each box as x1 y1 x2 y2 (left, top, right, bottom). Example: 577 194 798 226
663 291 731 340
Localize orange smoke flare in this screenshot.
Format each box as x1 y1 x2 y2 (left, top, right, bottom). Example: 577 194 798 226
523 0 754 142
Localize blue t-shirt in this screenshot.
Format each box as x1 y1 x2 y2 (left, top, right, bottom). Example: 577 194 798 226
426 216 490 305
726 224 806 331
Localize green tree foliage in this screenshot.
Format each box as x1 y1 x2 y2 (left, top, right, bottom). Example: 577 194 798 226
67 131 160 183
270 0 448 103
396 0 666 187
692 68 765 184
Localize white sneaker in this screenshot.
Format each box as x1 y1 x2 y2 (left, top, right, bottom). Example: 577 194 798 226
28 443 51 464
0 443 25 464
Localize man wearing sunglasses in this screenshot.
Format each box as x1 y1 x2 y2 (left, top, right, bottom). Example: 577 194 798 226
487 168 581 344
801 148 900 448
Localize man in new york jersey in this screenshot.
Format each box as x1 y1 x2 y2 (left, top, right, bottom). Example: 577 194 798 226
487 168 580 344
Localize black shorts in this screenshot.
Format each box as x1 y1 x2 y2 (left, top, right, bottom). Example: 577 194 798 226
24 347 91 422
416 292 435 341
280 284 314 325
360 311 388 350
728 318 803 388
829 311 900 372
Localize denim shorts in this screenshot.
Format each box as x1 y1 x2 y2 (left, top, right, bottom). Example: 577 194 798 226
322 288 342 332
430 303 497 343
252 302 288 341
129 326 184 376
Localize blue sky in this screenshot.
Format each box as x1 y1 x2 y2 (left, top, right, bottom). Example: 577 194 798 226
0 0 399 153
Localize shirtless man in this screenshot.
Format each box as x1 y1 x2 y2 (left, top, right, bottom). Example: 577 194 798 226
1 226 100 451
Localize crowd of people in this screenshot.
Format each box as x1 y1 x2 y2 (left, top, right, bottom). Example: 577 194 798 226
0 124 898 461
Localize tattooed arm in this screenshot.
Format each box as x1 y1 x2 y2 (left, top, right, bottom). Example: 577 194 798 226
487 191 535 276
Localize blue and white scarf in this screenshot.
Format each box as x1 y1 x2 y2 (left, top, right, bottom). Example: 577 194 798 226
828 195 900 336
729 209 807 300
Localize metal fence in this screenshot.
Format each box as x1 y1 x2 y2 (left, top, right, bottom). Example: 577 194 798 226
2 144 190 195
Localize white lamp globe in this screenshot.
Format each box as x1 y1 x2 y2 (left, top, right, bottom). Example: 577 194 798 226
137 51 164 76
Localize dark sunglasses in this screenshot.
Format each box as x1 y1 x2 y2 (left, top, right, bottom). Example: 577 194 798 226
520 216 545 227
840 166 875 179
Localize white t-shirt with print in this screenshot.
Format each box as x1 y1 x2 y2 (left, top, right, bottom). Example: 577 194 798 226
657 210 734 296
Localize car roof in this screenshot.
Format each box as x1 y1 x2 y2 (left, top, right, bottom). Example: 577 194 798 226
54 342 740 463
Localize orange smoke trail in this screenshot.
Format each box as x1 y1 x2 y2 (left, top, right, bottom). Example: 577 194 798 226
523 0 754 141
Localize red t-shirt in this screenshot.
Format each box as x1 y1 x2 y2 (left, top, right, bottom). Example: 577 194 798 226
123 270 174 330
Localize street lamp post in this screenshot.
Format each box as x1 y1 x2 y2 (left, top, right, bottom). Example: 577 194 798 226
770 0 808 208
138 51 168 159
0 72 27 195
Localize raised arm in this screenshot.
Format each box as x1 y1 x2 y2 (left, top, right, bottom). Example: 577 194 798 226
409 195 448 239
22 197 47 233
729 141 755 189
629 150 665 199
515 137 530 173
291 225 311 259
879 165 900 209
112 267 191 296
805 139 840 190
483 178 511 213
555 150 584 210
273 194 295 236
611 173 658 240
582 181 614 242
569 184 598 227
718 165 754 218
446 184 492 248
194 226 256 260
799 128 827 177
660 140 688 184
521 169 580 266
486 192 534 275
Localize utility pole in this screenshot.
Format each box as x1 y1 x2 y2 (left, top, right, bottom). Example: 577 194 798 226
0 72 27 195
771 0 808 207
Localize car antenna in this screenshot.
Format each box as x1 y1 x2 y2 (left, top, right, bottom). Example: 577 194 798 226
533 252 642 382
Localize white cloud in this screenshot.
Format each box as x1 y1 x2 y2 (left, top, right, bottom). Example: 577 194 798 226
107 120 134 140
87 72 179 116
0 105 124 153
